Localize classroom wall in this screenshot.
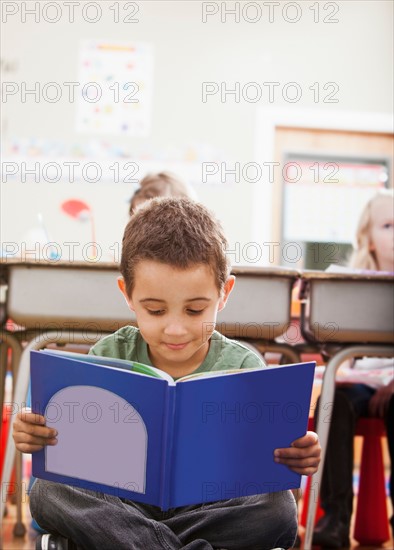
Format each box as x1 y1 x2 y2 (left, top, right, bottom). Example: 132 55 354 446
1 1 393 263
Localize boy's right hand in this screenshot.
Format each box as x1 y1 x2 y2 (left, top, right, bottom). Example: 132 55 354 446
13 407 58 453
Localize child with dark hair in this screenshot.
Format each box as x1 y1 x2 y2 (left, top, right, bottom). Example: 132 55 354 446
14 198 321 550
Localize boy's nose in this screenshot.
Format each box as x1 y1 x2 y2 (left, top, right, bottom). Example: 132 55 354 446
163 320 188 336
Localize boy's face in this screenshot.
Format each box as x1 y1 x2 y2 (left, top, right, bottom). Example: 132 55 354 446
118 260 234 377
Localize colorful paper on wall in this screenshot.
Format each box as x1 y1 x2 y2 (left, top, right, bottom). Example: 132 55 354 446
76 40 154 137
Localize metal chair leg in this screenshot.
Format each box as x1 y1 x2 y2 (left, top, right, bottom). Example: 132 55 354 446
302 344 394 550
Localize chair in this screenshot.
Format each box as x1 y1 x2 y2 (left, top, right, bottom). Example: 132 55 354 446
298 270 394 550
354 417 390 545
300 417 390 545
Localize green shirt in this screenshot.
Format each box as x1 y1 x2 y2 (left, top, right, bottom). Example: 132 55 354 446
90 326 266 379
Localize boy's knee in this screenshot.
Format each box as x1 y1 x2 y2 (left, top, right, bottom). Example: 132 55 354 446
274 497 297 548
275 490 297 519
247 491 297 547
270 491 298 539
31 478 58 501
30 479 69 517
29 479 47 524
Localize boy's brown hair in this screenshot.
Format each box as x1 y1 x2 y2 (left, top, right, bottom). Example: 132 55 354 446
120 197 231 296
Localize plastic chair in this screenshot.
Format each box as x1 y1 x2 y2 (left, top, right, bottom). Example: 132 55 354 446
354 417 390 545
301 416 390 545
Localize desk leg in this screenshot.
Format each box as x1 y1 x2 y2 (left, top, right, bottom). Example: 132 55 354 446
302 344 394 550
0 331 103 530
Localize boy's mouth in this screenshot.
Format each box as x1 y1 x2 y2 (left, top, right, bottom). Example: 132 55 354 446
164 342 189 350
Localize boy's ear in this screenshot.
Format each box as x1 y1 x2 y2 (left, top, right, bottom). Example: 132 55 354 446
117 277 135 312
218 275 235 311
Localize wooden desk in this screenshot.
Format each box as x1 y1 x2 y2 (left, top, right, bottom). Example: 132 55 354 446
1 259 135 332
300 270 394 550
300 270 394 344
1 260 299 337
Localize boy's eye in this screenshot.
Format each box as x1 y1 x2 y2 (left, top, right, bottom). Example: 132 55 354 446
383 223 393 229
147 309 165 316
186 309 204 315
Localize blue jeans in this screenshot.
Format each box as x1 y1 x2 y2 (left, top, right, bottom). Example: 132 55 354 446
30 479 297 550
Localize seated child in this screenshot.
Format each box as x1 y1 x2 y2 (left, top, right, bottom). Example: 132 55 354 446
129 171 195 215
14 198 321 550
313 190 394 548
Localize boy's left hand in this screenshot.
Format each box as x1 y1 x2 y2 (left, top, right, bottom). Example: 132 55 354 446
274 431 321 476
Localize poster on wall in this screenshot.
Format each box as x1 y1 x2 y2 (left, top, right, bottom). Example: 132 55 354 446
282 157 389 243
76 40 154 137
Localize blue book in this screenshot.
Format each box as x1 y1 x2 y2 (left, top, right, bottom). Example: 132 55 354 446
30 349 315 510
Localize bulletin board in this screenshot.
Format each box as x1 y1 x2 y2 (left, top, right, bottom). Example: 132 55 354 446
281 154 390 244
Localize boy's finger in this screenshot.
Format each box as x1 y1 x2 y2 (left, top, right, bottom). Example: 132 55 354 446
19 410 46 425
13 432 58 446
17 443 42 453
274 455 320 467
273 445 315 456
17 442 47 453
274 445 320 459
290 431 319 447
14 422 57 439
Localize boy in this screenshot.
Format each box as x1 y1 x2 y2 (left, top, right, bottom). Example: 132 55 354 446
14 198 321 550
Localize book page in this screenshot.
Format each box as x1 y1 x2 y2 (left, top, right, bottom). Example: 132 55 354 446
177 366 263 383
41 349 174 383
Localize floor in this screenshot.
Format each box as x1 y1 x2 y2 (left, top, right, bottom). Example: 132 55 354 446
2 489 393 549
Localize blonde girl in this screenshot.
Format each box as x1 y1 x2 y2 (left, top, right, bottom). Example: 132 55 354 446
350 189 394 271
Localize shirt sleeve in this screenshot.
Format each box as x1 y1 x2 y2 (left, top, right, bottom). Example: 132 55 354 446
88 334 117 357
240 350 267 369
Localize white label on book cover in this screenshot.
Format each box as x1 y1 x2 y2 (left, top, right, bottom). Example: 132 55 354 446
44 386 147 493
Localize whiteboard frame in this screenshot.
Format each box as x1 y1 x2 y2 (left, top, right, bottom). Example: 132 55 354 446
253 108 394 250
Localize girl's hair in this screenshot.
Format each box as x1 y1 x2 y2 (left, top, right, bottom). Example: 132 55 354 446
349 188 394 270
129 172 194 215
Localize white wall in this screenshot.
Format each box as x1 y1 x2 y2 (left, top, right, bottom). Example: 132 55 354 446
1 1 393 262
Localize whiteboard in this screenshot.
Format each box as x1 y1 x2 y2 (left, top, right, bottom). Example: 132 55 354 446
282 157 389 243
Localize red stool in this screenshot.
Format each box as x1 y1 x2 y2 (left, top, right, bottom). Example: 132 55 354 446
354 417 390 546
300 417 390 544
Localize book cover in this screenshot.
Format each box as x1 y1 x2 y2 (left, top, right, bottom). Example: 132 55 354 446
30 349 315 510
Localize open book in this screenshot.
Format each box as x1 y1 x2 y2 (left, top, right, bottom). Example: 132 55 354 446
30 349 315 510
